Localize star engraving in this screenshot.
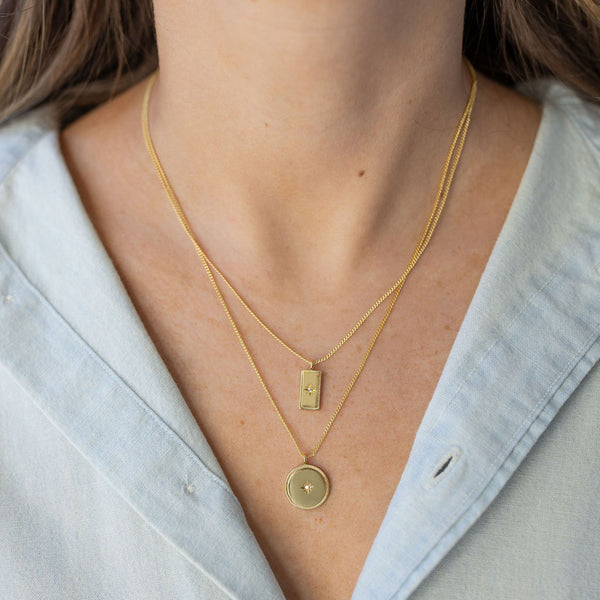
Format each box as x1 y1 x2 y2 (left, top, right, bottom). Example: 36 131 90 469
301 481 313 494
304 385 317 396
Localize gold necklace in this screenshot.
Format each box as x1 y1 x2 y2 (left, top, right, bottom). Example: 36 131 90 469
178 232 423 412
142 63 478 509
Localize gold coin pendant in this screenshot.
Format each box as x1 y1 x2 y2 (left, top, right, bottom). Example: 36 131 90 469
285 464 329 510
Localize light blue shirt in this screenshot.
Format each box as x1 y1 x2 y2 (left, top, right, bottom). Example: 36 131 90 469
1 80 599 599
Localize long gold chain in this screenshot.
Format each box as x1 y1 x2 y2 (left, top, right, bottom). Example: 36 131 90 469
142 63 477 461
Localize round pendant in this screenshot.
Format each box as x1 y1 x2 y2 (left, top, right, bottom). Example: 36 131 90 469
285 464 330 510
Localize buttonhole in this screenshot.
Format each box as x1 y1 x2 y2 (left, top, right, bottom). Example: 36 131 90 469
426 447 462 489
434 456 453 478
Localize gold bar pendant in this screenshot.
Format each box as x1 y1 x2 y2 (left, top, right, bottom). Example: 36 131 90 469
299 370 322 410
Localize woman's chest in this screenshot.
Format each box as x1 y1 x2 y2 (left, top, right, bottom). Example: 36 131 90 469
105 242 486 599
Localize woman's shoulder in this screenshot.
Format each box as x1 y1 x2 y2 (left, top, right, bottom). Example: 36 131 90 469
0 107 58 186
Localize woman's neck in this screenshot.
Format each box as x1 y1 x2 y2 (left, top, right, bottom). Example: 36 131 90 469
147 0 469 289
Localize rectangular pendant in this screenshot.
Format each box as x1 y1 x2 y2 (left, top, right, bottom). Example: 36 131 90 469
299 369 322 410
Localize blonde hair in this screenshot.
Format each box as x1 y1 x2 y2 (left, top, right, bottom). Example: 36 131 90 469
0 0 599 126
0 0 157 125
465 0 600 99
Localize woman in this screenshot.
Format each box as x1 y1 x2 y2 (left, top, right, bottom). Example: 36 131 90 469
0 1 598 599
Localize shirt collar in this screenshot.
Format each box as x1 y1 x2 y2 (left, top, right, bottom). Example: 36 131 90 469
0 123 285 598
354 82 600 598
0 123 224 477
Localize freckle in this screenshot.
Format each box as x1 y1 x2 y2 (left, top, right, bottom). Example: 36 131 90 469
240 419 245 426
264 122 269 127
358 170 365 177
444 323 450 331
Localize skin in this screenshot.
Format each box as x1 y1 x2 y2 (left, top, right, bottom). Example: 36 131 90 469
61 1 542 598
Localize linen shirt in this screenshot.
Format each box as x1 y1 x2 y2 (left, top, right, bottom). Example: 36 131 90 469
0 80 599 599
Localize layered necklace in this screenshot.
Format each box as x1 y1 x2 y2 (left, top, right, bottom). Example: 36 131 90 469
141 63 478 509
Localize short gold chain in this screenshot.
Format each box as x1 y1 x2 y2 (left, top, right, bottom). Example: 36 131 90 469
140 66 476 368
142 63 477 460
